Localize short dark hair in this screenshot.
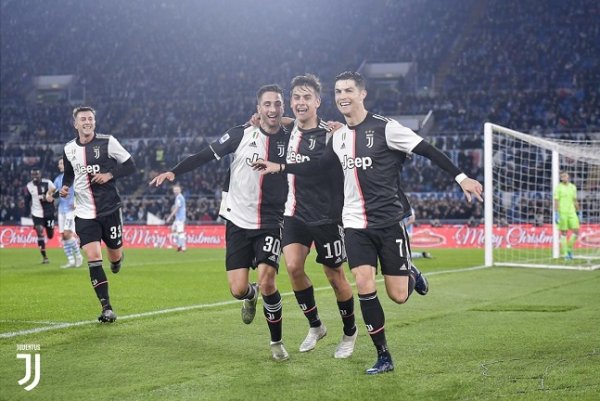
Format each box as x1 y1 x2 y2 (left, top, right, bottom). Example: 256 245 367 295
290 74 321 97
256 84 284 103
72 106 96 120
335 71 366 90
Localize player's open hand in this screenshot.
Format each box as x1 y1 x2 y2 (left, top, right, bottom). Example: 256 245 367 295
460 177 483 203
91 172 113 184
149 172 175 187
251 160 281 175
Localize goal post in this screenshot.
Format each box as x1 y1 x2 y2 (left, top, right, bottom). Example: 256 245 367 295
484 123 600 270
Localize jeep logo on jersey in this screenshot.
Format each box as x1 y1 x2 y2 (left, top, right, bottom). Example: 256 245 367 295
366 131 374 148
308 137 316 150
277 144 285 158
75 164 101 175
287 150 310 163
93 146 100 159
245 153 260 166
342 155 373 170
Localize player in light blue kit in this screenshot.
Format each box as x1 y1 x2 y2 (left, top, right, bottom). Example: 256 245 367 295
167 184 187 252
47 158 83 268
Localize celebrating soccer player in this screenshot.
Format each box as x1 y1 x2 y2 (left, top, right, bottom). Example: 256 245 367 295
25 168 56 264
60 106 137 323
150 85 291 361
253 71 483 374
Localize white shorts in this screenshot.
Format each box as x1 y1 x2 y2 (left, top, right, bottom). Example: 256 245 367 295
58 211 76 234
171 220 185 234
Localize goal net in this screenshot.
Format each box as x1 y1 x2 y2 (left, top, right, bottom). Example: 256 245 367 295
484 123 600 270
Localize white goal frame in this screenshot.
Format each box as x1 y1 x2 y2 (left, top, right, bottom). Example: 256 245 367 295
484 123 600 271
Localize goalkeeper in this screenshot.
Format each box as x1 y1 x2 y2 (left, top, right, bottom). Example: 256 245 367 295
554 172 581 260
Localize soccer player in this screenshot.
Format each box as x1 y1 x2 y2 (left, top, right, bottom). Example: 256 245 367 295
166 184 187 252
60 106 137 323
150 85 291 361
46 158 83 268
280 74 357 357
554 171 581 260
403 209 432 259
25 169 56 264
253 71 483 374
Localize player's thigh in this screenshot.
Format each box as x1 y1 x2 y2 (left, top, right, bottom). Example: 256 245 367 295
63 211 76 235
567 214 580 230
225 221 256 270
99 210 124 250
377 223 411 277
251 227 282 272
344 228 378 271
173 220 185 234
312 223 346 268
282 217 313 248
75 217 103 248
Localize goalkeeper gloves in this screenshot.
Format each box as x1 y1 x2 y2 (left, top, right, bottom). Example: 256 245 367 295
554 212 560 224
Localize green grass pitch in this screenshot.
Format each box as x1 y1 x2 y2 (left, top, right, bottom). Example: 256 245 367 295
1 248 599 400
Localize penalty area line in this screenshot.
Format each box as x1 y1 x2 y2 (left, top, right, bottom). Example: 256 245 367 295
0 265 489 339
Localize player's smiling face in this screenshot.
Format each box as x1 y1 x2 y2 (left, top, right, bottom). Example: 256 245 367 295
74 111 96 137
291 85 320 125
334 79 366 118
257 91 284 132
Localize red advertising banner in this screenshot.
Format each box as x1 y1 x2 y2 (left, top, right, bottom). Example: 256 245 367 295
0 225 226 249
1 224 598 249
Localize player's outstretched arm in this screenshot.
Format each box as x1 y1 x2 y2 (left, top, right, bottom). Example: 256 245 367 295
150 172 176 187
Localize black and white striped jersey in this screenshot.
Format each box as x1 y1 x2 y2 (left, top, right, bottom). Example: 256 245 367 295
62 134 132 219
331 113 424 229
213 124 289 230
25 179 55 218
284 119 343 225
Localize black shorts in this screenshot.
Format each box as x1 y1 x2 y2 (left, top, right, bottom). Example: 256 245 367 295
75 209 123 249
225 221 281 271
344 222 411 276
32 215 55 239
282 217 346 268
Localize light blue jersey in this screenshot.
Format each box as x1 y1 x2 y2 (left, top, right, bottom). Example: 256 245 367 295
54 173 75 213
174 193 186 222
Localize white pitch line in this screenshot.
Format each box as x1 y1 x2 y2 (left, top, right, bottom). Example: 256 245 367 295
0 265 489 339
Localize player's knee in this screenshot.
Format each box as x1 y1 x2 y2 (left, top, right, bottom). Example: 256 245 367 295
286 263 306 282
230 282 249 299
387 287 409 304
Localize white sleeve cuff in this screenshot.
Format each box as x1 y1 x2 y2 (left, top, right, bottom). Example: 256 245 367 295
455 173 468 184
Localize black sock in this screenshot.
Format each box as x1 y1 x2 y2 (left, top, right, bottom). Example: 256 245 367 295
408 273 415 297
337 296 357 336
89 260 111 310
110 258 121 270
294 286 321 328
358 291 388 354
263 291 283 342
38 237 47 258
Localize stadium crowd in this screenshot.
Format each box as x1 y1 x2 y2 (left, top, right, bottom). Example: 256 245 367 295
1 0 598 224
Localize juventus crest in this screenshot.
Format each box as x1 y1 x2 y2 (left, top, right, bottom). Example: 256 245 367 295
277 143 285 157
365 130 374 148
308 137 316 151
93 146 100 159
